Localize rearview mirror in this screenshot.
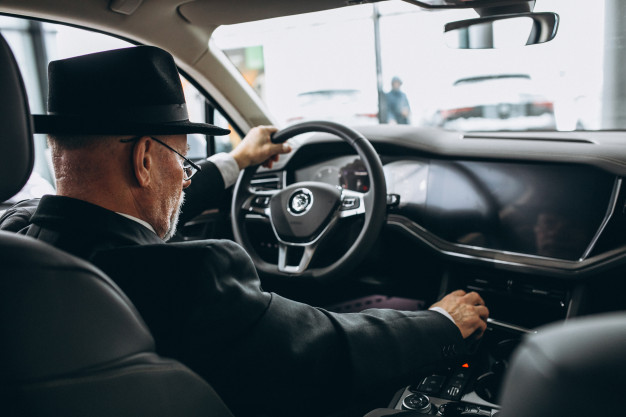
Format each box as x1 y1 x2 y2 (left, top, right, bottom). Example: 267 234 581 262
444 12 559 49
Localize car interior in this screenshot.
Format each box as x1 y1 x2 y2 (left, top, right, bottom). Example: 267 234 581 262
1 0 626 416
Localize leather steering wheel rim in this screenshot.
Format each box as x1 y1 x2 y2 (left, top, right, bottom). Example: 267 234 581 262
231 121 387 281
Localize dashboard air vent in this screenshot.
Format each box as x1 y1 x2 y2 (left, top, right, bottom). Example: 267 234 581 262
250 173 283 191
466 276 508 293
519 284 566 301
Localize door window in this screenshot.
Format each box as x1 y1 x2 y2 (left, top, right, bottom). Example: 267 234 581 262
0 16 239 203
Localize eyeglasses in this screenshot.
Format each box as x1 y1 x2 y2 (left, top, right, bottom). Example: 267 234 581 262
120 136 202 180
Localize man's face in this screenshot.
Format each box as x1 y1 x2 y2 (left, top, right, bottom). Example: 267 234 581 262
152 135 191 240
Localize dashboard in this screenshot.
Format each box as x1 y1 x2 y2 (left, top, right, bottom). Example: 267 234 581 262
245 126 626 331
294 155 617 262
247 126 626 328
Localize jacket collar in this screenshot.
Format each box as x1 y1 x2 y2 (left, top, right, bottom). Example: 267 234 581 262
32 195 164 246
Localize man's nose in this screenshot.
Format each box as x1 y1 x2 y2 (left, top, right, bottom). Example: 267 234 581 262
183 178 192 189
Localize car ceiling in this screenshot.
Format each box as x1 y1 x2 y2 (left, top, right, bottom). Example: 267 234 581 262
178 0 358 26
0 0 382 130
0 0 372 58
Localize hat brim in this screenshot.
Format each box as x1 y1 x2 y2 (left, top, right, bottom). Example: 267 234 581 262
33 115 231 136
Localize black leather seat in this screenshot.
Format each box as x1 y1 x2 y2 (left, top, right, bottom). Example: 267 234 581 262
499 312 626 417
0 33 234 417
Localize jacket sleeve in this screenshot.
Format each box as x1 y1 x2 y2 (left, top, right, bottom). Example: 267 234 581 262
222 293 465 415
92 240 465 417
179 159 227 225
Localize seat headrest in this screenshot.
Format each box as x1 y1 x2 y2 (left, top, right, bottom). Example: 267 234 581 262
0 34 35 202
0 232 155 381
499 313 626 416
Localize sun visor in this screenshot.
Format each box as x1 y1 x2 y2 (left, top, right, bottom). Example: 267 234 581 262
178 0 357 26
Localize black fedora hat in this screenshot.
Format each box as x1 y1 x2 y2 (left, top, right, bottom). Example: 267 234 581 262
33 46 230 136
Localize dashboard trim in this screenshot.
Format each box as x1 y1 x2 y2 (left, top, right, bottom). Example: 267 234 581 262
387 214 626 278
486 318 537 334
580 177 622 260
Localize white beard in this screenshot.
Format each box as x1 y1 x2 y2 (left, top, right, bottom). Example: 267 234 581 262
163 191 184 242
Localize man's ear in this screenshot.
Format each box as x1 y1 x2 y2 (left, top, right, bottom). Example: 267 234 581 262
131 136 154 187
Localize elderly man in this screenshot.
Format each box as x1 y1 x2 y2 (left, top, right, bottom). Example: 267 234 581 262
0 46 488 416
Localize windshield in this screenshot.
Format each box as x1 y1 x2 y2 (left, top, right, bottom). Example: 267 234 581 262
213 0 617 132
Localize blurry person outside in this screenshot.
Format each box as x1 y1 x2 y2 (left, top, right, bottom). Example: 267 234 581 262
385 76 411 124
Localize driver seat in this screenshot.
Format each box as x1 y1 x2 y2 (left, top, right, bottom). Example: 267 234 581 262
0 33 234 417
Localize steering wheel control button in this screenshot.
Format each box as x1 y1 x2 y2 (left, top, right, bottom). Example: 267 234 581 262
416 374 446 394
288 188 313 216
386 193 400 207
340 196 360 210
252 196 271 207
402 393 432 413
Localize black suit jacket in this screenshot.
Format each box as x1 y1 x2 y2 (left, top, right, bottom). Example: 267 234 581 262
0 159 226 233
1 164 465 416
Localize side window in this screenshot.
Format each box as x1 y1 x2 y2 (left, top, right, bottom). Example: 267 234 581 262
0 16 241 206
211 108 242 154
1 18 133 203
182 79 242 159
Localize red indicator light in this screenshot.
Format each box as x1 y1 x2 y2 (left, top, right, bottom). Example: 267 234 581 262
462 363 469 368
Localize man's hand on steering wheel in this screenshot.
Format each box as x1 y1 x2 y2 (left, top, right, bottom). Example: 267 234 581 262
230 125 292 170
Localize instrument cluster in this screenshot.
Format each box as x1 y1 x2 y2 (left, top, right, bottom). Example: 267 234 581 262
294 155 370 193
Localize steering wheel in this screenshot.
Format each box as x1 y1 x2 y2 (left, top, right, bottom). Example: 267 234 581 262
231 121 387 280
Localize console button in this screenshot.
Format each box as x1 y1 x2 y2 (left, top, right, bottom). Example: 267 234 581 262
441 383 464 400
451 369 471 381
437 402 465 416
416 375 446 394
402 393 432 414
449 377 466 386
441 367 470 401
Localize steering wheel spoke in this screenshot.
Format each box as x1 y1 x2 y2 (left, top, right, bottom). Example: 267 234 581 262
339 189 367 218
277 242 318 274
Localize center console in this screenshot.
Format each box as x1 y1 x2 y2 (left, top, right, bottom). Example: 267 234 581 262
387 319 533 416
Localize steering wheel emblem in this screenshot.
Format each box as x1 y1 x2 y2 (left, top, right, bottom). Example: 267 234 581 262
288 188 314 216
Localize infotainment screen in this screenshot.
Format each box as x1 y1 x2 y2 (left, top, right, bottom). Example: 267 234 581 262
386 159 616 261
